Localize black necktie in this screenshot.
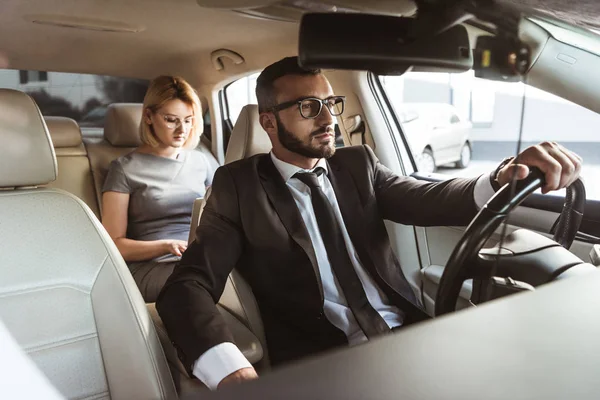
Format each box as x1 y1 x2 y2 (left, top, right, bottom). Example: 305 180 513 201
294 168 391 339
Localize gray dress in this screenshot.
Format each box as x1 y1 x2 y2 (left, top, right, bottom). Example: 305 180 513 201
103 150 215 302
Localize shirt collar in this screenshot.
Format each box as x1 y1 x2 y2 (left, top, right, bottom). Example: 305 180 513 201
270 151 328 183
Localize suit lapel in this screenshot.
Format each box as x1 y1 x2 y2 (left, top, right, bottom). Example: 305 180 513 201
328 158 426 318
326 160 370 255
326 160 391 288
258 155 324 300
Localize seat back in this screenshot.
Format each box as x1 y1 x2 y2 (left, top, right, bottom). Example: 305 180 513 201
85 103 141 216
44 117 101 219
224 104 271 164
189 104 272 368
0 89 177 399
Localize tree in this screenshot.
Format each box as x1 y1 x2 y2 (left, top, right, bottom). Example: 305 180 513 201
95 76 148 104
28 89 81 120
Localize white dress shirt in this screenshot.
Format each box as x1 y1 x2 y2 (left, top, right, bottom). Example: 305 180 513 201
193 152 496 389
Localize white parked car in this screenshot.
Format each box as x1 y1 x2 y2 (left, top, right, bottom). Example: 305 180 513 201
397 103 473 173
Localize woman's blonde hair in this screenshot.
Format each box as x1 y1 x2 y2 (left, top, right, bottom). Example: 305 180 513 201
140 75 203 149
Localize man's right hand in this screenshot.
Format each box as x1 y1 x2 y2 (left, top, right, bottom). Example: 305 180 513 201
217 367 258 389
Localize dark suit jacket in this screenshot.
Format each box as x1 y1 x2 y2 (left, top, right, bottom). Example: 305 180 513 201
157 145 480 372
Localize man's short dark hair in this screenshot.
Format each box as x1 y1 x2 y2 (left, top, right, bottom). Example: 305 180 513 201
255 56 321 113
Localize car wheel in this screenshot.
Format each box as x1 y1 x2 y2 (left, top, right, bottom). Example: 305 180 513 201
455 142 471 169
418 148 436 173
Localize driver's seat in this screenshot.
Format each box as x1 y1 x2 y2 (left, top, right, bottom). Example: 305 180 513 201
0 89 177 399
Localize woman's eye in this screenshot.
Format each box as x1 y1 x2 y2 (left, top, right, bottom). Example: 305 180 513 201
166 117 177 124
184 119 193 125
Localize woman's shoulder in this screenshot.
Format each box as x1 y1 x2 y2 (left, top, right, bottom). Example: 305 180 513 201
187 147 220 171
109 150 144 170
185 148 209 165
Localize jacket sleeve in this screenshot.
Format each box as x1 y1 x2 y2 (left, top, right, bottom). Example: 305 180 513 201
156 165 244 373
365 145 480 227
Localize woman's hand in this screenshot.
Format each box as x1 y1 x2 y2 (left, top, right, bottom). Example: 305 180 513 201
164 239 188 257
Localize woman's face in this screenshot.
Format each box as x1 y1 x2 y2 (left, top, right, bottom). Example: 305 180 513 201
146 99 195 148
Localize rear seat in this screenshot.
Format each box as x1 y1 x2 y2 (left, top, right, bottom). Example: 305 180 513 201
44 117 101 218
84 103 141 216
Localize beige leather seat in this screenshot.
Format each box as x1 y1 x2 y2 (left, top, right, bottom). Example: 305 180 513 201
84 103 141 215
44 116 101 219
188 104 272 370
188 104 270 243
224 104 271 164
0 89 177 399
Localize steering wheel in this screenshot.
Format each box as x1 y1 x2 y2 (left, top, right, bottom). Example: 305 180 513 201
434 168 586 316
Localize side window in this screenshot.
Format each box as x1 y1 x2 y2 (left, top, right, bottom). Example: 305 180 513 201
380 70 600 200
225 73 259 125
0 69 148 137
202 108 212 142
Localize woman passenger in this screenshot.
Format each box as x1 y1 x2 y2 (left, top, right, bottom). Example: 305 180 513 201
102 76 215 302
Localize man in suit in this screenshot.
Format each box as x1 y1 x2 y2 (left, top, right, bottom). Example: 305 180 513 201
157 57 582 390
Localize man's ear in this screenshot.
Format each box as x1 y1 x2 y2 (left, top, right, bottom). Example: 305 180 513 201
259 113 276 135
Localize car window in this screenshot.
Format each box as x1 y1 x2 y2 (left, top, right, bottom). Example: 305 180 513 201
0 69 148 137
202 108 212 142
225 72 259 125
380 70 600 200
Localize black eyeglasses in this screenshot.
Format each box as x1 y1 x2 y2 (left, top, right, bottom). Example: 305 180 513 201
269 96 346 119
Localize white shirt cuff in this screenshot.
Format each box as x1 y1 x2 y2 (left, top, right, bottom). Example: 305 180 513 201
192 342 252 390
473 173 496 210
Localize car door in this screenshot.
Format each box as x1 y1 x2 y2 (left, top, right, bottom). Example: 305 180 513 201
378 68 600 315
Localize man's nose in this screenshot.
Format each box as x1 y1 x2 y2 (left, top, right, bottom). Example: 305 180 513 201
316 104 335 126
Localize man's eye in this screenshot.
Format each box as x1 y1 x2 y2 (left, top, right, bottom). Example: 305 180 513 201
301 103 312 110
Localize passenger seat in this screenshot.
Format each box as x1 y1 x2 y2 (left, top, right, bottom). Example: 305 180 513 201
224 104 271 164
44 116 101 219
0 89 177 399
188 104 272 370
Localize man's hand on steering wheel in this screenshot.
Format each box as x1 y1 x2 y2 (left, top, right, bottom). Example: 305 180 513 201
496 141 583 194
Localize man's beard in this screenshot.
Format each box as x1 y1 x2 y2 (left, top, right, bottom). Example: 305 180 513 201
276 115 336 159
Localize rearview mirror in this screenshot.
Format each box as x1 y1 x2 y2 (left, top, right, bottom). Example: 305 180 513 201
298 13 473 75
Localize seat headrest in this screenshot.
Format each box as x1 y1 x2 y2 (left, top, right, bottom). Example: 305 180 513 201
104 103 142 147
0 89 57 187
225 104 272 164
44 117 83 148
